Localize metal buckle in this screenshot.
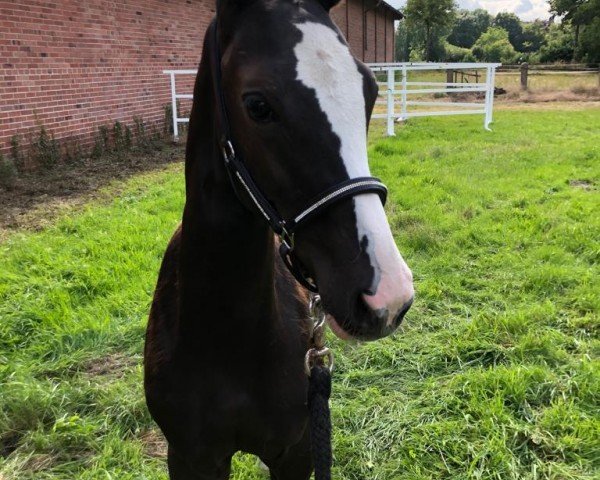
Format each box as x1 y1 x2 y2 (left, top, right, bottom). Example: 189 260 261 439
279 225 295 251
221 140 235 163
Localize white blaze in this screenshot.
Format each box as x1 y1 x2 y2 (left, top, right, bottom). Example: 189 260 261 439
294 21 413 323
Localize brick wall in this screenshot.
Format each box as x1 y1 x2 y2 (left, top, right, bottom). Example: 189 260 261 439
0 0 215 157
0 0 398 159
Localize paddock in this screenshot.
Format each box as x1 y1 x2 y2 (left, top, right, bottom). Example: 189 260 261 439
1 105 598 479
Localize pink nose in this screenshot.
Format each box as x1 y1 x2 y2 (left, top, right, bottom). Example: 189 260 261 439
362 277 414 326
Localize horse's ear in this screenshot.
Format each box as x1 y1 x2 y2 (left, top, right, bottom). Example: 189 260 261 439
317 0 341 11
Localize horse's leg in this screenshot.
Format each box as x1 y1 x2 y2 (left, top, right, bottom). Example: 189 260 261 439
262 429 313 480
167 446 232 480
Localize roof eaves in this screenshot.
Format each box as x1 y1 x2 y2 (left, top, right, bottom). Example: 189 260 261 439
379 1 403 19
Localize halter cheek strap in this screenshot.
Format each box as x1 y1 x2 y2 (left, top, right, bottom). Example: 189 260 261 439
210 21 387 292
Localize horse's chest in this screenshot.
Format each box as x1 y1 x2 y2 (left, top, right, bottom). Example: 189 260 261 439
154 361 309 456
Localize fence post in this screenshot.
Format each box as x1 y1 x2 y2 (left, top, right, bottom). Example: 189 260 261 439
386 67 395 136
401 64 407 122
484 66 495 131
446 69 453 85
169 73 179 141
520 62 529 90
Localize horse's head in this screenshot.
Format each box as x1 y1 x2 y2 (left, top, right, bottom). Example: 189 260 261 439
216 0 413 341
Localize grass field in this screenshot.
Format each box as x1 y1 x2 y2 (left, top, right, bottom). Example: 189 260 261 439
1 107 599 479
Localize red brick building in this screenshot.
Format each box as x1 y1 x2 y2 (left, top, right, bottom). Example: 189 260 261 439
331 0 402 64
0 0 400 158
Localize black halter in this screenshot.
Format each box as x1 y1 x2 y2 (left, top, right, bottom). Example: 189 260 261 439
209 21 387 292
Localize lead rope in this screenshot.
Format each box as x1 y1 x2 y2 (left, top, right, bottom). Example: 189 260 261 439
306 295 334 480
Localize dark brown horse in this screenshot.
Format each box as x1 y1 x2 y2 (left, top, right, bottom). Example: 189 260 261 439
144 0 414 478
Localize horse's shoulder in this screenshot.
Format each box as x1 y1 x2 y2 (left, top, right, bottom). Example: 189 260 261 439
144 225 182 377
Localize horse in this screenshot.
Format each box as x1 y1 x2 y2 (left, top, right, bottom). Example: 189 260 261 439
144 0 414 478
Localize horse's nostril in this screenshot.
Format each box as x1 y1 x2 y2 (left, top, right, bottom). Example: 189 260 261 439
393 297 414 326
362 288 376 296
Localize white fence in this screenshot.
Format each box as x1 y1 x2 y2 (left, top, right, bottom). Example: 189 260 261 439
164 62 500 140
163 69 196 139
368 62 501 135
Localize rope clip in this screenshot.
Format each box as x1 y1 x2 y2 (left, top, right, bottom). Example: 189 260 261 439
305 295 334 376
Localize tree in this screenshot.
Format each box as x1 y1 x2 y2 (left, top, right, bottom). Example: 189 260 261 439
404 0 457 61
395 21 426 61
540 24 575 63
539 23 575 62
472 27 518 63
549 0 600 61
493 12 524 50
447 9 492 48
520 21 547 53
577 15 600 62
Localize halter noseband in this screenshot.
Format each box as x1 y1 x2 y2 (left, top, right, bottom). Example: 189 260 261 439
210 21 388 292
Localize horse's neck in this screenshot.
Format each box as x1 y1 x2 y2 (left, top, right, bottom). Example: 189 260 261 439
176 47 277 341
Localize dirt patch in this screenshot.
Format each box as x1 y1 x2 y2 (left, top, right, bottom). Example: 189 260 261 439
22 453 57 473
139 429 167 458
569 179 596 191
0 143 185 242
496 100 600 111
83 353 140 378
449 89 600 105
0 432 22 459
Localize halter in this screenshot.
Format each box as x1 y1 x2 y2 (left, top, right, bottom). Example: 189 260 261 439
210 20 388 292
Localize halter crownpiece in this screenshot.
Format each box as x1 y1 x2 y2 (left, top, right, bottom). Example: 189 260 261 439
210 20 388 292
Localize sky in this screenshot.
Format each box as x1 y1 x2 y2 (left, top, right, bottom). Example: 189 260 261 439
387 0 552 21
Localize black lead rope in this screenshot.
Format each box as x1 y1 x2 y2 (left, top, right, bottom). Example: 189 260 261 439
305 296 334 480
308 366 333 480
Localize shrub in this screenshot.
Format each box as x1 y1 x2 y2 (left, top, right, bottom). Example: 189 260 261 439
124 125 133 150
472 27 518 63
133 116 153 152
10 135 24 172
91 125 110 159
539 24 575 63
444 42 473 62
0 152 18 190
163 104 174 135
31 126 60 169
63 138 84 165
113 121 126 153
99 125 110 152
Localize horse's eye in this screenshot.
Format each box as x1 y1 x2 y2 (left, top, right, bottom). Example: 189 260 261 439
243 94 275 123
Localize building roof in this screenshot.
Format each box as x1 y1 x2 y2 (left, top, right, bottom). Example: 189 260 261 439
378 0 403 19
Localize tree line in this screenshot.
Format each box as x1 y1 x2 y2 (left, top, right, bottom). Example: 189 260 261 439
395 0 600 64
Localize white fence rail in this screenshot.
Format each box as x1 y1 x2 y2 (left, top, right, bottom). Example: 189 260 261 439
367 62 501 135
164 62 500 140
163 69 196 139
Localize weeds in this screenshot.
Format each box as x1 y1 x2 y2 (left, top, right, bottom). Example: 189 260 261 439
0 152 18 190
164 104 174 136
30 126 60 169
113 121 126 153
10 135 23 172
62 138 85 165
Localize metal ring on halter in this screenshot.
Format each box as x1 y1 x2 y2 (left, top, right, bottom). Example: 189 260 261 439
304 347 334 376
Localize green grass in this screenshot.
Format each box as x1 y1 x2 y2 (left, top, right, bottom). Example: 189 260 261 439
1 108 599 479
